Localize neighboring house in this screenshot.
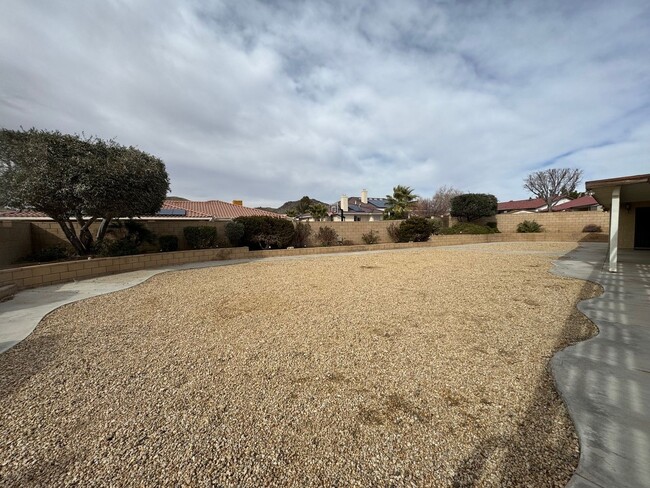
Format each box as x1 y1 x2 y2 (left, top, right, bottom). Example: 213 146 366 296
328 190 387 222
586 173 650 271
497 196 576 214
158 199 285 220
0 199 285 221
551 195 601 212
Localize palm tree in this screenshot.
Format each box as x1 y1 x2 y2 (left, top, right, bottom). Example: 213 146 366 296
309 203 328 221
385 185 418 220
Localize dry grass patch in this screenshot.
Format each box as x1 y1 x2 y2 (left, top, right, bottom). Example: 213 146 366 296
0 242 599 487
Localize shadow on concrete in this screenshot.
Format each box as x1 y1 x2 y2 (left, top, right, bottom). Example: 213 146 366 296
450 249 601 487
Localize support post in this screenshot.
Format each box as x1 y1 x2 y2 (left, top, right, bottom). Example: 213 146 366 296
608 186 621 272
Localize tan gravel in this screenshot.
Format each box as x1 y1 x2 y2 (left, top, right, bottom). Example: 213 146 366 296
0 242 599 487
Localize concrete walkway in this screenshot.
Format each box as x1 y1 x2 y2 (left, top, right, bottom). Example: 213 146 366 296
551 243 650 488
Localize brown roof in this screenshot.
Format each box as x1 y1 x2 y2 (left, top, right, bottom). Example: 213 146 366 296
160 200 284 219
0 200 285 220
551 195 599 211
586 173 650 190
497 198 546 212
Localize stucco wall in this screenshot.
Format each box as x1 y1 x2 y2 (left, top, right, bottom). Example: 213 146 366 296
0 221 32 266
619 201 650 249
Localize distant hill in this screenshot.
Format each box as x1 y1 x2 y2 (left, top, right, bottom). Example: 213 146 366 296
166 196 189 201
257 197 329 214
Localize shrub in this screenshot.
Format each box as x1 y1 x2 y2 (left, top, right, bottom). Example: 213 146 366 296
315 226 338 246
361 230 380 244
517 220 543 233
183 226 218 249
450 194 498 221
292 222 312 247
97 239 140 257
234 216 295 250
341 239 354 246
225 221 245 246
582 224 602 233
439 223 497 235
386 223 401 243
396 217 440 242
485 221 500 232
159 235 179 252
24 246 70 263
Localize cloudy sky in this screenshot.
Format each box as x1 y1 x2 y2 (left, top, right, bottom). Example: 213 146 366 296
1 1 649 207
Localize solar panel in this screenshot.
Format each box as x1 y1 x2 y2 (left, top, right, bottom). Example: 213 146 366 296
156 208 187 216
348 204 364 212
368 198 388 209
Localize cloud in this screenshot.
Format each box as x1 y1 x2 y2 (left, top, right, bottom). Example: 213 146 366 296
1 0 649 206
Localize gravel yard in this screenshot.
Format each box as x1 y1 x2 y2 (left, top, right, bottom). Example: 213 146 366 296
0 242 599 487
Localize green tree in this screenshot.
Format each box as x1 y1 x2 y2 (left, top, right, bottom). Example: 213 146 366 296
384 185 418 220
450 194 498 222
309 203 328 221
0 128 169 254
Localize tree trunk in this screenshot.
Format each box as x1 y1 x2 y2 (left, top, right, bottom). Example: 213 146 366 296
76 214 96 251
56 219 88 255
96 217 112 242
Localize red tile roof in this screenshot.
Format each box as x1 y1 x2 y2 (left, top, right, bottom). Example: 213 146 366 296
160 200 284 219
0 200 285 220
497 198 546 212
551 195 599 211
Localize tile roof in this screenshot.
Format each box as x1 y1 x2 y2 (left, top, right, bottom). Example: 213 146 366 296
551 195 599 211
497 198 546 212
160 200 284 219
0 200 285 220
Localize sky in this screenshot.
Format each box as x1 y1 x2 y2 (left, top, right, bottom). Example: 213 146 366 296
1 1 649 208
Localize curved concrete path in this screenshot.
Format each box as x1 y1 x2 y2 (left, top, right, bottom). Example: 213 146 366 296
551 243 650 488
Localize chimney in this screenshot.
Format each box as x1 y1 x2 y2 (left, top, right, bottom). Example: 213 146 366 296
340 195 348 212
232 200 243 206
361 189 368 204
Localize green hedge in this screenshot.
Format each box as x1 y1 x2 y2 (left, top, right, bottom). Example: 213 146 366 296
183 226 218 249
233 216 295 250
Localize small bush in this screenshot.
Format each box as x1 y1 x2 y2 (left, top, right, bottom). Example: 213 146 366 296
292 222 312 247
234 216 295 250
24 246 70 262
97 239 140 257
582 224 602 233
225 221 245 246
396 217 441 242
485 221 500 232
386 223 401 243
341 239 354 246
315 226 338 246
159 235 179 252
183 226 218 249
517 220 543 233
439 223 497 235
361 230 380 244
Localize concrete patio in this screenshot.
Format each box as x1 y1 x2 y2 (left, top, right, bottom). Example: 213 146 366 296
552 242 650 488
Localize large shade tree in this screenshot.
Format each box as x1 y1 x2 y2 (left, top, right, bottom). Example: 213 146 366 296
0 128 169 254
450 193 498 222
416 185 463 217
385 185 418 220
523 168 583 212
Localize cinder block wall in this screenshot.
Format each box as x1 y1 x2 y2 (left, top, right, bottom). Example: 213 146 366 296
30 219 229 251
305 220 400 245
0 221 32 266
493 212 609 233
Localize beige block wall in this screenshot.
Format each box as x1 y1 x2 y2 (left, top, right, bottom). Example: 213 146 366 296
29 219 229 252
0 232 606 291
493 211 609 234
306 220 401 245
0 221 32 266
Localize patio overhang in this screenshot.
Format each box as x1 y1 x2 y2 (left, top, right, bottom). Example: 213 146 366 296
586 173 650 272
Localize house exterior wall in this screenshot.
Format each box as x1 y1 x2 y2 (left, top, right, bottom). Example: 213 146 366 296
619 200 650 249
0 221 32 266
